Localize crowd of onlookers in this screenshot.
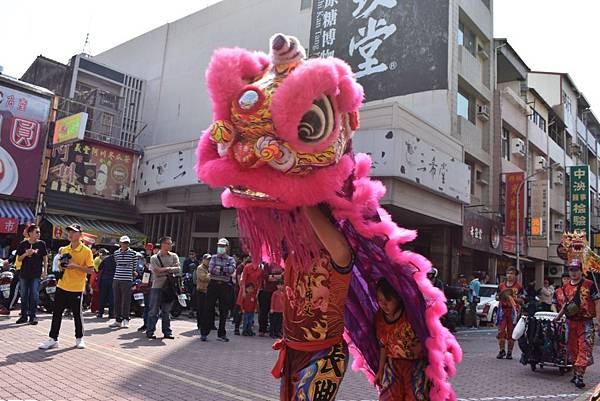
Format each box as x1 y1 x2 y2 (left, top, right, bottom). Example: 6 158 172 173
2 223 286 348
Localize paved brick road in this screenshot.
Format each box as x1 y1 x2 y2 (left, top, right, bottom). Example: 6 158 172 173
0 312 597 401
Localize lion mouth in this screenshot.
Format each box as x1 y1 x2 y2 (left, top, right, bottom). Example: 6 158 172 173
229 186 277 201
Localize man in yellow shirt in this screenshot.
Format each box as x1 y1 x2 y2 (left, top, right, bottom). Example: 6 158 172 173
39 224 94 350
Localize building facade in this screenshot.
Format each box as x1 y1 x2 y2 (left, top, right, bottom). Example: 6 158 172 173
20 55 147 248
0 74 53 256
495 39 600 286
90 0 500 282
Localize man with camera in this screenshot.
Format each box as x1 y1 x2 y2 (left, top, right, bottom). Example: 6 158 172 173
15 224 48 325
39 224 94 350
554 259 600 389
146 236 180 339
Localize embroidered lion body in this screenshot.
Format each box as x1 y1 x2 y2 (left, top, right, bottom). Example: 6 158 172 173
196 34 461 401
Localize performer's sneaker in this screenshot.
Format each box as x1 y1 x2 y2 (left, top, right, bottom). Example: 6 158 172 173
496 350 506 359
217 336 230 342
575 375 585 388
505 352 512 360
16 315 28 324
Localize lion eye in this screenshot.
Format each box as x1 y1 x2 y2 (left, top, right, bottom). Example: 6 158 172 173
238 89 260 110
298 95 334 143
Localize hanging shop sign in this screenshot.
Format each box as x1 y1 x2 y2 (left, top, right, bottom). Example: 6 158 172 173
570 165 590 241
0 83 51 199
48 141 135 201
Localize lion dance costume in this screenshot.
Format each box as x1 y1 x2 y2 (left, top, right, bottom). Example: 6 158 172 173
196 34 461 401
561 231 600 275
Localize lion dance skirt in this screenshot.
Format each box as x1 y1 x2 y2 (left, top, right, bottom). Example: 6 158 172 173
379 358 430 401
278 340 349 401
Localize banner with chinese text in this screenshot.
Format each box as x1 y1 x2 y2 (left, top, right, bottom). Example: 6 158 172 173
570 165 590 240
0 84 51 199
309 0 449 102
48 141 135 201
529 179 549 247
504 172 525 253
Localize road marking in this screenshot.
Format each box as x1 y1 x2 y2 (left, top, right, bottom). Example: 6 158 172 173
31 327 278 401
457 394 590 401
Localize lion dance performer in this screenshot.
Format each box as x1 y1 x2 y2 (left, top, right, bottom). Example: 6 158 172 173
196 33 461 401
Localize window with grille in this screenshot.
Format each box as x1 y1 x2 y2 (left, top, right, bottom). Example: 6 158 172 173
100 112 114 136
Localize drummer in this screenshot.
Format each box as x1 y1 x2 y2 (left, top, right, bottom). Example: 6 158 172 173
554 259 600 389
552 272 571 312
495 266 523 360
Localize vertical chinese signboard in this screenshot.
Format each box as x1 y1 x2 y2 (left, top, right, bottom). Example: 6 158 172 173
504 172 525 253
48 141 135 201
570 166 590 240
0 83 51 199
529 180 549 247
309 0 449 102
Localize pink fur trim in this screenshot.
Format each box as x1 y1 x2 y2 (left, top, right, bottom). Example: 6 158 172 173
327 156 462 401
205 48 270 121
271 57 363 154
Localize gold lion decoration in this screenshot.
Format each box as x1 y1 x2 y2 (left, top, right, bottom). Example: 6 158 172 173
560 231 600 274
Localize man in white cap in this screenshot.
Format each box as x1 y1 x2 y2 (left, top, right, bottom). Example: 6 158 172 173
109 235 137 328
200 238 236 342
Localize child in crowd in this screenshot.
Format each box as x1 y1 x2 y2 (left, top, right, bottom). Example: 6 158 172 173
241 283 257 336
375 278 430 401
269 280 284 338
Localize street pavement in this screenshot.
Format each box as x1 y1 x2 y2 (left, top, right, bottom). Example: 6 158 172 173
0 312 598 401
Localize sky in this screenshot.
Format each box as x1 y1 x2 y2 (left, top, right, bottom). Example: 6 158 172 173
1 0 599 111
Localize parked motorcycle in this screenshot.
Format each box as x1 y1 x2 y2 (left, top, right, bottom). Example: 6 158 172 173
0 269 14 314
170 275 189 318
38 274 57 313
131 278 148 318
443 285 470 332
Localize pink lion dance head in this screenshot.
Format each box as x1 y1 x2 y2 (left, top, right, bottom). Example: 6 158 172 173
196 33 461 401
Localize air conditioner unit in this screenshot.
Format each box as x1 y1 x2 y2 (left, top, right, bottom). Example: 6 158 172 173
548 265 564 278
535 156 547 170
511 138 526 157
553 170 564 185
570 142 582 156
477 105 490 121
553 219 564 232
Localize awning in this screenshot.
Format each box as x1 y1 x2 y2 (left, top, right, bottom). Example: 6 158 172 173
502 253 534 263
45 214 146 246
0 199 35 225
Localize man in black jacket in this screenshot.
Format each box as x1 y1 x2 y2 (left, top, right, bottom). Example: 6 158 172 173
97 249 116 319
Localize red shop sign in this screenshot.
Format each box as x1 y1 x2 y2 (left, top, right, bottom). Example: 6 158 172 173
0 217 18 233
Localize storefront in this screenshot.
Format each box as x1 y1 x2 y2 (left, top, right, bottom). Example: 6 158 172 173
0 199 36 258
460 211 502 283
41 214 146 250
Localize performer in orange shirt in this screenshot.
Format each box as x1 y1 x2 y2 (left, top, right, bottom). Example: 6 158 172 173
496 266 523 360
375 278 430 401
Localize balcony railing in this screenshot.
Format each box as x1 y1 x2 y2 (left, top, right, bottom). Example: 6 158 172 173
577 117 587 137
